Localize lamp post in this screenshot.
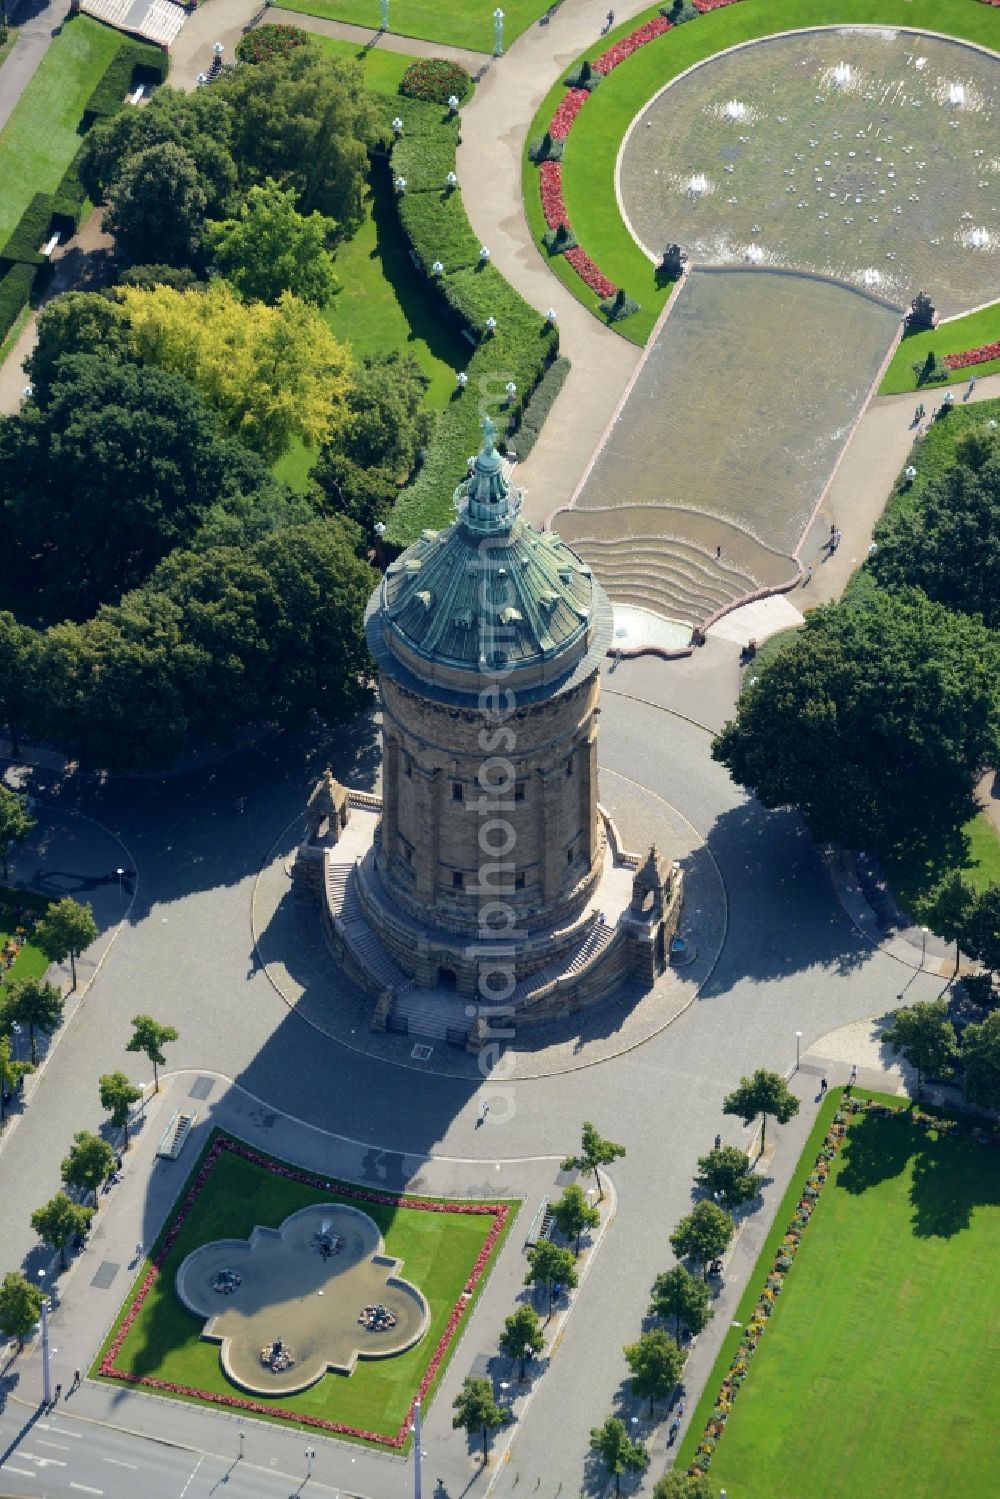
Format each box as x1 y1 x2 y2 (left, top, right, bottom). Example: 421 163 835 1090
305 1445 315 1479
38 1270 52 1407
920 925 928 970
238 1428 245 1460
380 0 389 30
493 7 504 55
116 866 124 901
795 1030 803 1072
413 1399 422 1499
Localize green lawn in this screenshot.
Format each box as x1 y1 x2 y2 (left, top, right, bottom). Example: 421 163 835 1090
278 0 548 54
275 161 469 491
308 33 417 94
880 301 1000 393
95 1136 515 1443
524 0 1000 346
0 25 18 72
679 1093 1000 1498
0 15 125 244
0 886 53 984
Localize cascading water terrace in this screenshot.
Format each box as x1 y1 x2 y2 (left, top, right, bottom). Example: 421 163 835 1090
619 28 1000 314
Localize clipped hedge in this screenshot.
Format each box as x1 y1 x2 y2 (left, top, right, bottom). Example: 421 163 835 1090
391 131 461 193
82 38 165 122
397 188 481 272
1 193 53 265
386 113 560 545
393 96 460 139
508 356 570 458
0 261 39 342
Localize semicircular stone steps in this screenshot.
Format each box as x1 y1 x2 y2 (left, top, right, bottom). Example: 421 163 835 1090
551 505 798 630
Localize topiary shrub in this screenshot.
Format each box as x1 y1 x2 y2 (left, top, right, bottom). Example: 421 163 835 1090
542 221 577 256
661 0 698 23
399 58 472 106
600 287 640 323
564 58 602 91
235 23 309 65
914 350 948 386
528 132 563 164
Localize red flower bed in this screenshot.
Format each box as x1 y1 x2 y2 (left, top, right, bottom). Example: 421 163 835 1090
594 15 671 74
944 339 1000 370
549 87 590 139
99 1135 510 1447
539 160 569 229
693 0 746 11
565 246 617 300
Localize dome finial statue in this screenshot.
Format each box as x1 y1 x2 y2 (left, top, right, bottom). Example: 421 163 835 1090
481 415 497 451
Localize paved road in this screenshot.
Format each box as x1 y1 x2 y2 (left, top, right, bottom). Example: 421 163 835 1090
0 1405 345 1498
0 0 69 134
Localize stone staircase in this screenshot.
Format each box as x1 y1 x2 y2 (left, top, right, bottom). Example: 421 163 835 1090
390 986 472 1042
326 861 410 994
553 505 798 631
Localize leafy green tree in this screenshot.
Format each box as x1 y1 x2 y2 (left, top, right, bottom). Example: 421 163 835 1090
25 292 132 404
0 611 40 757
0 784 34 879
219 48 380 234
118 263 202 293
524 1239 577 1319
695 1145 759 1211
589 1417 649 1496
712 591 1000 858
960 1011 1000 1113
31 1192 94 1268
549 1183 600 1255
499 1304 544 1379
723 1068 800 1156
310 450 398 533
0 355 281 618
653 1472 715 1499
648 1263 713 1341
34 897 98 991
870 445 1000 628
0 1033 32 1123
452 1375 506 1462
669 1201 734 1279
962 885 1000 975
335 352 432 474
61 1130 115 1206
561 1120 626 1202
126 1015 178 1092
104 142 209 267
206 179 338 305
921 870 976 978
883 1000 959 1092
0 1269 43 1349
79 85 237 219
2 977 63 1063
99 1071 143 1147
623 1328 685 1415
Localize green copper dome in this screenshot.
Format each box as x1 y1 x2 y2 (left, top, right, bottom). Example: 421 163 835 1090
367 420 612 698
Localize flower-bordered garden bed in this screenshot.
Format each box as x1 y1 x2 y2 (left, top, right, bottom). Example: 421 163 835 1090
522 0 1000 345
95 1132 515 1447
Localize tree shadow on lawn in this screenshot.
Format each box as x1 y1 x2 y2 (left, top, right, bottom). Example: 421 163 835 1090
836 1111 1000 1238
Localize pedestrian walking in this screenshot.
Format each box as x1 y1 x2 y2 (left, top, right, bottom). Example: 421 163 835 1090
830 528 841 553
820 1077 828 1096
72 1369 81 1390
714 1133 722 1151
849 1064 858 1086
802 564 813 587
53 1383 62 1404
715 544 722 560
477 1100 490 1126
606 9 615 29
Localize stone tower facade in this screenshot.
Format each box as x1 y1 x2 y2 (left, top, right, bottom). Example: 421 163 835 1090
295 422 683 1043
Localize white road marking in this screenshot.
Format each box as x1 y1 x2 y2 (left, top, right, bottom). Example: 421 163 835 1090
20 1451 68 1466
38 1439 73 1450
178 1455 202 1497
70 1484 104 1495
1 1466 37 1478
42 1424 82 1438
103 1457 139 1469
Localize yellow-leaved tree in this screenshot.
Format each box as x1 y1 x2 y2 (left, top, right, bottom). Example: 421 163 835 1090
118 280 352 462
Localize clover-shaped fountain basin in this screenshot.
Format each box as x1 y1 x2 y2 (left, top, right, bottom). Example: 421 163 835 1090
175 1204 430 1394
